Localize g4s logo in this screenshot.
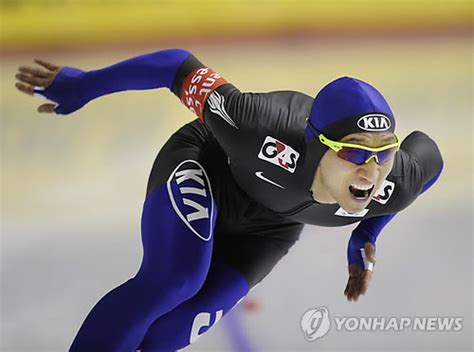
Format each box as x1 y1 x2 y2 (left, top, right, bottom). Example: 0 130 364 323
258 136 300 173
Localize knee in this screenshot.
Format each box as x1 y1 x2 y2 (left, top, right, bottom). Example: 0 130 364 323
134 270 207 304
168 273 206 301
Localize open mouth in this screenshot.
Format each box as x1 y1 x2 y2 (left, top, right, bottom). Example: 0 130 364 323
348 184 375 201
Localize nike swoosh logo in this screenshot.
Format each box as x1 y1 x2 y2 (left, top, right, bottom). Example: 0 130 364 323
255 172 285 189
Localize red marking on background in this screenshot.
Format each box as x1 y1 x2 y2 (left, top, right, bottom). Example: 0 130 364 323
243 299 261 314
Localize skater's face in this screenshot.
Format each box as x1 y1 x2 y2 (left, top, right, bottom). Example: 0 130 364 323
313 132 397 213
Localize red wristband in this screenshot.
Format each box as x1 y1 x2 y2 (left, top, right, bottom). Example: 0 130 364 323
179 67 228 122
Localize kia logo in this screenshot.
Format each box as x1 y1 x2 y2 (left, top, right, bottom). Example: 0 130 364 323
357 114 391 131
167 160 215 241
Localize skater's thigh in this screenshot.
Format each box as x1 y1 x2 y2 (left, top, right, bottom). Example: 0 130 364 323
137 120 226 281
145 119 225 197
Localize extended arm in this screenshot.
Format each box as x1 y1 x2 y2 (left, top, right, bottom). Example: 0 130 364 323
16 48 261 162
351 130 444 258
349 160 443 269
79 49 191 100
15 49 191 114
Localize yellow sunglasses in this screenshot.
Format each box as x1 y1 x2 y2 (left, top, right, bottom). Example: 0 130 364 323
318 133 401 165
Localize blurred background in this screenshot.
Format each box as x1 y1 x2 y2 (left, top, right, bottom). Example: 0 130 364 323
1 0 472 351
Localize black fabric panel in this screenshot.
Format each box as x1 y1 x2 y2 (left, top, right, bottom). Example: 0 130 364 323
145 119 304 288
400 130 443 184
170 54 205 97
145 119 221 197
212 226 303 288
320 112 396 141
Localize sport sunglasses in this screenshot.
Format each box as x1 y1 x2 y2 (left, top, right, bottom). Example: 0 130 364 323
318 133 401 165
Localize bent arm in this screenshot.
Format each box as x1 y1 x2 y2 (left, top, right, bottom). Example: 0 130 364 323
349 131 443 268
347 213 396 269
351 213 397 245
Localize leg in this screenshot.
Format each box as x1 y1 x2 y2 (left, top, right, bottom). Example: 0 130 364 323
138 202 304 351
70 122 220 352
138 261 249 351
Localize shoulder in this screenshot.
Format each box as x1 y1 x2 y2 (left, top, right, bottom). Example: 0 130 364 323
249 90 313 139
385 131 443 210
399 130 443 182
253 90 313 117
207 87 313 137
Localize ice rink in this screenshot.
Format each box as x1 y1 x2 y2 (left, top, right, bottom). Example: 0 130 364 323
2 35 472 351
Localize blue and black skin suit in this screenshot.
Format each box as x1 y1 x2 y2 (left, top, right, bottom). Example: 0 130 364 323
35 49 443 351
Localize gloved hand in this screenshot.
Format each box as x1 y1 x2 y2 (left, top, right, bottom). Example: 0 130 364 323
344 233 376 302
15 59 87 115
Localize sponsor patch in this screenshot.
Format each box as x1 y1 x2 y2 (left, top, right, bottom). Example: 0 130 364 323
334 207 369 217
372 179 395 205
167 160 215 241
258 136 300 173
357 114 391 131
207 91 238 129
180 67 228 121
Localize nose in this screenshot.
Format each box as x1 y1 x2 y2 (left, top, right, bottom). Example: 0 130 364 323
356 158 378 182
